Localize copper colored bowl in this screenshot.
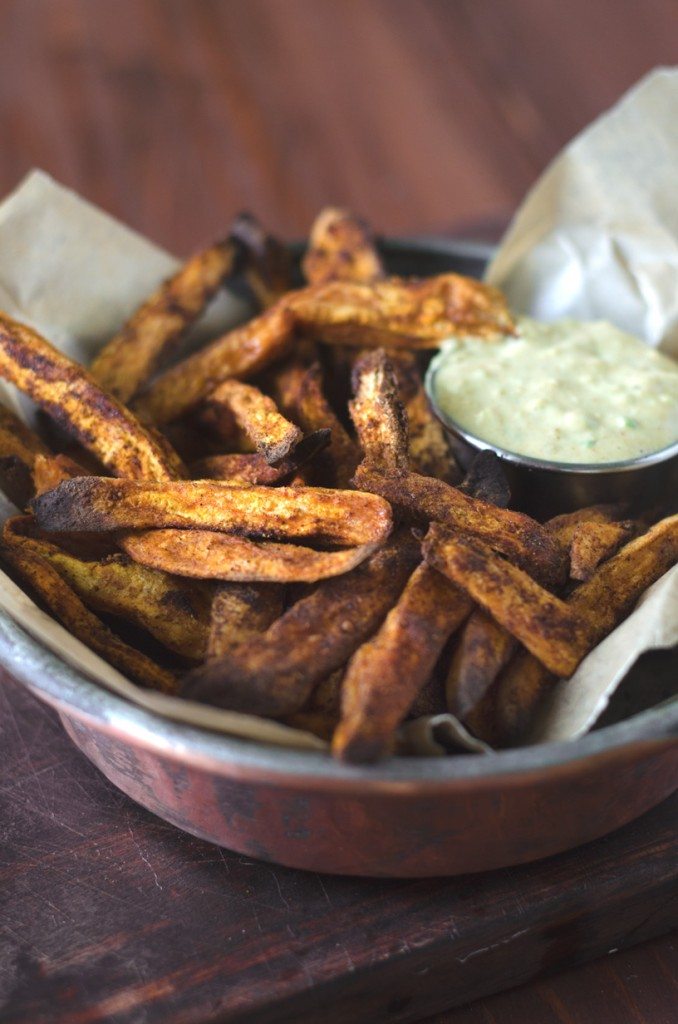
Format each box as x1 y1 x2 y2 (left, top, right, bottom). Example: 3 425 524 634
1 238 676 877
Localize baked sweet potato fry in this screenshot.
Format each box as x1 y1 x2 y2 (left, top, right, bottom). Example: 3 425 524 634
446 609 516 721
302 207 385 286
428 514 678 688
4 517 210 660
134 304 295 425
287 274 515 348
566 512 678 640
488 515 678 747
423 526 589 678
274 360 359 487
568 518 636 581
545 503 634 581
53 552 211 660
403 381 459 482
303 210 441 485
333 562 474 763
33 478 392 548
350 339 458 481
545 504 625 547
208 379 302 463
190 429 330 485
2 543 178 693
32 453 86 496
305 211 458 480
355 464 566 586
465 649 549 748
181 530 420 716
0 402 51 506
350 346 462 484
373 348 456 482
349 349 409 473
120 529 385 583
349 343 486 485
445 502 627 720
91 239 238 403
229 212 293 308
0 313 180 482
207 583 284 659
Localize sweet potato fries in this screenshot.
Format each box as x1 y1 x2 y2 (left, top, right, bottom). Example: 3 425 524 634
0 206 675 765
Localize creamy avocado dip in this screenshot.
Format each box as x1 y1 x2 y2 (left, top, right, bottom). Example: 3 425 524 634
431 317 678 464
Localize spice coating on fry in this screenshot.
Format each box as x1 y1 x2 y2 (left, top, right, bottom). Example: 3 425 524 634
181 531 420 716
33 477 392 548
334 562 473 763
475 513 678 746
350 349 410 474
4 516 211 660
120 529 384 583
303 207 386 287
274 360 359 488
568 518 636 581
355 464 567 587
134 304 295 425
0 313 181 482
2 543 178 693
424 526 589 678
207 583 284 659
91 239 238 403
190 430 330 486
209 378 303 463
447 503 641 725
446 608 517 721
288 274 515 348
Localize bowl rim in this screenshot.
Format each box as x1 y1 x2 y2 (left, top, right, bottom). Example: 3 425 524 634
1 607 676 786
425 348 678 475
1 235 676 788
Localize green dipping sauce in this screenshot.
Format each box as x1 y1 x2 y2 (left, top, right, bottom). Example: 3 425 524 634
431 317 678 464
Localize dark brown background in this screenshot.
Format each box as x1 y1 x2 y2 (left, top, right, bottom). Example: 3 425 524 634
1 0 677 252
0 1 677 1022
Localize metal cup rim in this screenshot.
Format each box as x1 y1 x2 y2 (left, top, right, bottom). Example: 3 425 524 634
425 350 678 476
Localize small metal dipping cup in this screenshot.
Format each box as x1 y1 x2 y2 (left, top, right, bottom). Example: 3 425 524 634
425 353 678 518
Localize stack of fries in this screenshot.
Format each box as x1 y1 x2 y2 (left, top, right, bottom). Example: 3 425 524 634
0 209 675 762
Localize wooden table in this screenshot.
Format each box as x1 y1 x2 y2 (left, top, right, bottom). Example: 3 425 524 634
2 672 677 1024
2 0 676 248
0 3 676 1021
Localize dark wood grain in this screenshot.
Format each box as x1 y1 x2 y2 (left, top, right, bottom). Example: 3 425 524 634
1 672 676 1024
0 2 677 1022
0 0 676 252
425 936 678 1024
